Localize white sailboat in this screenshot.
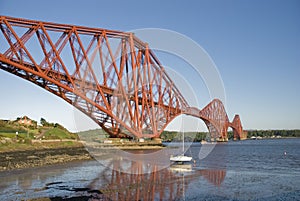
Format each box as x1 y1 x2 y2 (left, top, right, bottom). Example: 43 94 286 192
170 131 192 163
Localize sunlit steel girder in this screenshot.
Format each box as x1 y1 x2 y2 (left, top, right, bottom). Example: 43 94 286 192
230 115 244 140
184 99 244 141
0 16 188 138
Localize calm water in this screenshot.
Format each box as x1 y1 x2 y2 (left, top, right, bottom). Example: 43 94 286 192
0 138 299 200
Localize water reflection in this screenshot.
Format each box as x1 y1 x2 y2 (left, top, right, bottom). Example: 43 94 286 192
0 144 228 200
88 157 226 201
2 140 298 200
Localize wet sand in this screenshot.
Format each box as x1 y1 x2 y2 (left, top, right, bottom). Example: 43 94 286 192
0 143 165 171
0 147 92 171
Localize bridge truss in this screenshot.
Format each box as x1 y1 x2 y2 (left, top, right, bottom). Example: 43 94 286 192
0 16 245 140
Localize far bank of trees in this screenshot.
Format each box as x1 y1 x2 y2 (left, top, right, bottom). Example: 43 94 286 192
161 129 300 142
161 131 210 142
246 129 300 138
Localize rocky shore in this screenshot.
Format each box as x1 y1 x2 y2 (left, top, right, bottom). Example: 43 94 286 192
0 146 92 171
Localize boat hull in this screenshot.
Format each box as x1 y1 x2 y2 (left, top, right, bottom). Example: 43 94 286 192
170 155 193 162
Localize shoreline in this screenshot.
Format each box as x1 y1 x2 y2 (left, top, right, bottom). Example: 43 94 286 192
0 146 92 172
0 142 166 172
1 137 297 172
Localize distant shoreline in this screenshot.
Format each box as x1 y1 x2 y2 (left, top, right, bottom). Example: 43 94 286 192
241 136 300 140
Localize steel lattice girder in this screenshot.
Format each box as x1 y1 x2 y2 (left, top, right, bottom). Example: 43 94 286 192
0 16 243 139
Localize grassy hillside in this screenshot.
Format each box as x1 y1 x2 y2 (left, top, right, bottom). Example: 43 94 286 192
77 128 108 142
43 127 77 140
0 117 80 152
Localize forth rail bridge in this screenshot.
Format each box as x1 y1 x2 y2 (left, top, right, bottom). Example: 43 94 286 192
0 16 246 141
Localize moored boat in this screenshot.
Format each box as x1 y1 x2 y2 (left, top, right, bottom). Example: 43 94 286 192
170 154 193 163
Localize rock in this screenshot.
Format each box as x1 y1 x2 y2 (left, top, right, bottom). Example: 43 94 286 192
4 137 12 143
27 155 39 159
5 156 13 160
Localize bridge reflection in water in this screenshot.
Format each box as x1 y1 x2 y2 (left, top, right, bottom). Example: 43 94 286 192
0 144 227 200
88 157 226 201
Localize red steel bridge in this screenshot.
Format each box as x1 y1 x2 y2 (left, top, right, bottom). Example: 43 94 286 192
0 16 245 141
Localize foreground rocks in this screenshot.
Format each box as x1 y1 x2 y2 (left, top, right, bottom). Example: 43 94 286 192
0 147 92 171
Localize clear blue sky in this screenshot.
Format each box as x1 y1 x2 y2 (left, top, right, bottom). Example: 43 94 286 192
0 0 299 131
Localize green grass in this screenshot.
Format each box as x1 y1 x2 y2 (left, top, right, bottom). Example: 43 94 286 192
0 140 83 152
0 132 28 138
44 127 77 139
1 127 77 140
0 132 18 138
0 119 83 152
0 132 37 139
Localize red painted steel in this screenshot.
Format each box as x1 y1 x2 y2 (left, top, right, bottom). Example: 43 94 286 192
90 160 226 200
0 16 244 140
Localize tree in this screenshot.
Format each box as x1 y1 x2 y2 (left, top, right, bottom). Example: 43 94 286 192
40 118 48 126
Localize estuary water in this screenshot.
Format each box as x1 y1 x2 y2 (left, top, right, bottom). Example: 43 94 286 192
0 138 299 200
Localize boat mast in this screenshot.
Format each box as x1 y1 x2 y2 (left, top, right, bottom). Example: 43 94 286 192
182 119 184 154
182 132 184 153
